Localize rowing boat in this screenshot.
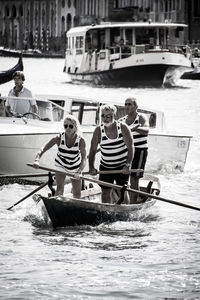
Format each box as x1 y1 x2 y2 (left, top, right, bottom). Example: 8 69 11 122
34 174 160 228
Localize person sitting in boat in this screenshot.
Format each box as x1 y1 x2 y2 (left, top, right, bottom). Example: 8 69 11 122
89 104 133 204
5 71 38 118
119 97 149 204
33 115 87 198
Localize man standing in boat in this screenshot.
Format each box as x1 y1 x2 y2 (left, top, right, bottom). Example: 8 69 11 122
120 97 149 203
5 71 38 117
89 104 133 204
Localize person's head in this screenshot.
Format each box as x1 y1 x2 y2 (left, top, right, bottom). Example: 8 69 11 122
119 38 124 46
63 115 80 135
12 71 25 87
13 71 25 81
125 97 138 114
101 104 117 127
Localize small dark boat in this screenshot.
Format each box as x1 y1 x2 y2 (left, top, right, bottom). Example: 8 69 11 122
0 56 23 85
181 68 200 80
36 178 160 228
0 48 64 58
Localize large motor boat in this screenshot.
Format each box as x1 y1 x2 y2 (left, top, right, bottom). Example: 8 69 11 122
63 22 192 87
0 94 191 180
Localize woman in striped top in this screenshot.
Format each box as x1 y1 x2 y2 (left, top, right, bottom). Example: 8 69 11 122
33 115 86 198
120 97 149 203
89 104 133 203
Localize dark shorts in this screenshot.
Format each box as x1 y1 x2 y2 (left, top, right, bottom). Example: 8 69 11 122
99 165 129 189
131 148 148 178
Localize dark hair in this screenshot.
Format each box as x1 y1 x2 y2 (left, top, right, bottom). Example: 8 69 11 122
12 71 25 81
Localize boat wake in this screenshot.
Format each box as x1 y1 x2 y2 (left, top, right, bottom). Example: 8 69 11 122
163 66 192 88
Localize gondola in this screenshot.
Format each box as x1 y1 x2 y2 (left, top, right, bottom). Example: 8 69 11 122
0 56 23 85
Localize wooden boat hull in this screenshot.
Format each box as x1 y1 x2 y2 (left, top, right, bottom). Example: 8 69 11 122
40 195 156 228
0 56 23 85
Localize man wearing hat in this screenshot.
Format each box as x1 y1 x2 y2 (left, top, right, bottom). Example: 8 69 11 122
5 71 38 117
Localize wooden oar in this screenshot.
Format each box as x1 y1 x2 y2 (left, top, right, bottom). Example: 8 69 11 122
0 173 52 179
83 169 143 175
27 163 200 212
7 181 48 211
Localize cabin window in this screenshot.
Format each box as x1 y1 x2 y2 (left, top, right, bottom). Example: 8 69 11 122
76 36 83 49
135 28 156 45
125 29 133 45
49 100 65 121
85 33 92 52
36 100 53 121
110 28 121 46
71 101 99 125
99 51 106 59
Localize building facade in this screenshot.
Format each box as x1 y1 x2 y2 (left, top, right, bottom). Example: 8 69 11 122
0 0 199 53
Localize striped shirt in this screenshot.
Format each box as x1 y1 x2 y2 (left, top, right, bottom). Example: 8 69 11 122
121 114 148 149
55 132 81 172
100 121 128 169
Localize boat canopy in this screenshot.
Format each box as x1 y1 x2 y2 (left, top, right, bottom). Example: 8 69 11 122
66 22 188 55
67 22 188 37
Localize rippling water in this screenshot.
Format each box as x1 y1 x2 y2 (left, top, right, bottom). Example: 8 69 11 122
0 57 200 299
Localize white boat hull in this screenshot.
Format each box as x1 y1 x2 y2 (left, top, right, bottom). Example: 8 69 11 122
67 53 191 87
0 95 191 181
0 125 190 180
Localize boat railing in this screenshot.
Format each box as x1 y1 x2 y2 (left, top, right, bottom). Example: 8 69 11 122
108 43 191 61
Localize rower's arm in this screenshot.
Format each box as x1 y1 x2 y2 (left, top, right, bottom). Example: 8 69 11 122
35 136 60 161
79 137 87 172
88 126 100 171
121 123 134 165
133 114 149 134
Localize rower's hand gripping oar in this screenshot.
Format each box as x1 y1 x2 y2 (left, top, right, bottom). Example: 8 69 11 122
27 163 200 212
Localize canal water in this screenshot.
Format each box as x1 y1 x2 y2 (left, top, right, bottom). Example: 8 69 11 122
0 57 200 299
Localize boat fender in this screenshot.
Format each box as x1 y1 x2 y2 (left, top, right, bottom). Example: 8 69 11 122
116 184 128 205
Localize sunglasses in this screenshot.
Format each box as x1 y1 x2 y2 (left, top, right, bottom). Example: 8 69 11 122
64 124 74 129
101 114 113 119
125 103 132 106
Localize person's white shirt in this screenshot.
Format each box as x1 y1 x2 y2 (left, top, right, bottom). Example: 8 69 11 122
6 87 37 115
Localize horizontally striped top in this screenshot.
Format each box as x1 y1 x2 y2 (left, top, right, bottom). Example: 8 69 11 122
55 132 81 172
121 114 148 149
100 121 128 169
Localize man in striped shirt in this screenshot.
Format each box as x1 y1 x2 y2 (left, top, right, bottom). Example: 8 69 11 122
89 104 133 204
120 97 149 203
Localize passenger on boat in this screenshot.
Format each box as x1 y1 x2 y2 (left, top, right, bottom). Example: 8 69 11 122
89 104 133 204
33 115 87 198
119 97 149 203
5 71 38 117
